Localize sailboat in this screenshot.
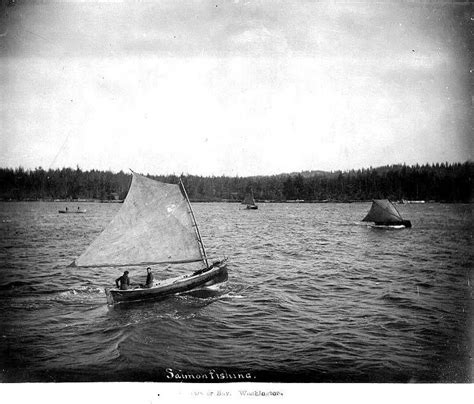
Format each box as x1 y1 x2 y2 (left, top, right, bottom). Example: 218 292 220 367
59 207 87 214
362 199 412 228
71 172 228 304
242 190 258 210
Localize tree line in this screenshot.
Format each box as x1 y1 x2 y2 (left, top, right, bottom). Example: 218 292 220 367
0 162 471 203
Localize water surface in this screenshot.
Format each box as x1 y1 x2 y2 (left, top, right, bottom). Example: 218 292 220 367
0 202 471 382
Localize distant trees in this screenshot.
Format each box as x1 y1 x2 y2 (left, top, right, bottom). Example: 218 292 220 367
0 162 472 203
0 167 131 201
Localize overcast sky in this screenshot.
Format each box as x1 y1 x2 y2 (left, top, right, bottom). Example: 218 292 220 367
0 0 472 176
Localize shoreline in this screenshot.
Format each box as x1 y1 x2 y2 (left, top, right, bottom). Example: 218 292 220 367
0 199 462 204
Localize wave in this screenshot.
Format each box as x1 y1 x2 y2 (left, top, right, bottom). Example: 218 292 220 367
381 293 414 305
0 280 32 290
35 286 107 305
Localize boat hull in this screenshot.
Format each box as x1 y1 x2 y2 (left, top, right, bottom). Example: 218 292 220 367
246 205 258 210
374 220 411 228
105 260 228 305
59 210 87 214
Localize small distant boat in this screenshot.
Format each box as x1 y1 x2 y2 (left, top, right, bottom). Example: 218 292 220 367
59 208 87 214
71 172 228 305
242 190 258 210
402 199 425 204
362 199 411 228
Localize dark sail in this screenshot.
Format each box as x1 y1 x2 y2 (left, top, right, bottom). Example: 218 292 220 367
242 192 256 206
362 199 409 226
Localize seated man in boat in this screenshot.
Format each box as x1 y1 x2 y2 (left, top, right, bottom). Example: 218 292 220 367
144 267 154 288
115 270 130 290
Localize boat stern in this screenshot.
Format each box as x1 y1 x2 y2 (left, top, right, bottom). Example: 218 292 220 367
105 288 115 305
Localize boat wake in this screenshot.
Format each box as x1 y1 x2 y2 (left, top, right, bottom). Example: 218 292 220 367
51 286 105 304
2 286 105 310
178 281 229 299
58 285 103 296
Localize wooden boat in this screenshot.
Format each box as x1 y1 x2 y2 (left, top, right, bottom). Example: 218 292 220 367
59 208 87 214
402 199 425 204
105 260 228 304
362 199 411 228
242 190 258 210
71 172 228 305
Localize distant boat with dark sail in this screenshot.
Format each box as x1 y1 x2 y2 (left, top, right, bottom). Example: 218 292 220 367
362 199 411 228
71 172 228 304
59 207 87 214
242 190 258 210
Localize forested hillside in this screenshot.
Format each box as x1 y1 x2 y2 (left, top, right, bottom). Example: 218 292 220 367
0 162 471 202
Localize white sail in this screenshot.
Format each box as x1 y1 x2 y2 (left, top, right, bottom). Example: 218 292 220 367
74 173 204 267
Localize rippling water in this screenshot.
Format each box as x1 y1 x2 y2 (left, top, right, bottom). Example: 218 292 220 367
0 201 471 382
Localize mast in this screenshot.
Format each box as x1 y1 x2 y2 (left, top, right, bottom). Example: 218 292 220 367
179 177 209 269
